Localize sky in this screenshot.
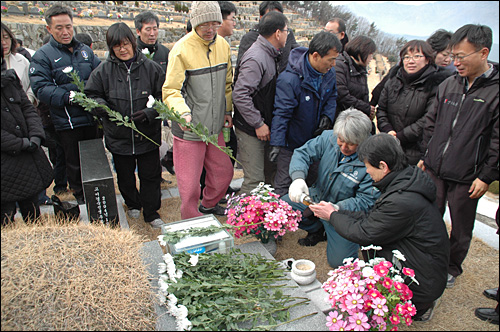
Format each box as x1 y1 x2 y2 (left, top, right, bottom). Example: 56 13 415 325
335 1 436 5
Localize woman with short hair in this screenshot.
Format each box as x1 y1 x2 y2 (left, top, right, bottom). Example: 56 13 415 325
84 23 166 228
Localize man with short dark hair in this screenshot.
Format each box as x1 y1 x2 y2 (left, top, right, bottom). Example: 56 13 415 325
270 31 341 197
218 1 237 38
418 24 499 289
29 4 101 204
233 10 289 194
324 18 349 52
75 32 92 48
236 1 299 74
310 133 449 322
134 11 170 76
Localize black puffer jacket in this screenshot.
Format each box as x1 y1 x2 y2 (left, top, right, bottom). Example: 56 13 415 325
84 52 165 156
376 65 451 164
329 166 450 304
334 51 371 116
1 69 53 202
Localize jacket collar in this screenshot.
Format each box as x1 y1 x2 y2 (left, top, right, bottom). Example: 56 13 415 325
49 35 81 52
255 35 281 59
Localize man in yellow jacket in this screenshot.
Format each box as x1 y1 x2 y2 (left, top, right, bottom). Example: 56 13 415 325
163 1 234 219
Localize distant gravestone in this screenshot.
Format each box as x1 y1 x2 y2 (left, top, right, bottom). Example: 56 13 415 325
159 16 166 22
1 1 7 8
21 2 28 15
130 12 134 19
7 5 23 15
29 7 40 15
96 11 105 18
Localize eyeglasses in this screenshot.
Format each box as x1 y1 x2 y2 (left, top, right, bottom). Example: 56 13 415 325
402 54 425 62
323 29 342 36
198 23 221 32
112 41 132 51
450 49 482 62
280 29 289 34
224 17 237 22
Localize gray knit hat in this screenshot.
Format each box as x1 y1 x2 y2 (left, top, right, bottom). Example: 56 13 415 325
190 1 222 29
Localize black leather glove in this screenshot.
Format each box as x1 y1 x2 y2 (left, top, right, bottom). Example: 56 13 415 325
313 115 333 137
268 146 280 163
91 107 108 118
26 137 41 153
132 109 158 124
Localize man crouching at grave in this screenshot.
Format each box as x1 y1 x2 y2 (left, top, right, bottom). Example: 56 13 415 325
84 23 166 229
163 1 234 219
282 108 380 268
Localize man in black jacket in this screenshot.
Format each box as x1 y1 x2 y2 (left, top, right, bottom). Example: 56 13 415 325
418 24 499 289
310 133 450 322
29 5 101 205
235 1 299 75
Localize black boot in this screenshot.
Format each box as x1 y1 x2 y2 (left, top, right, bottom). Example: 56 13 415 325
298 228 327 246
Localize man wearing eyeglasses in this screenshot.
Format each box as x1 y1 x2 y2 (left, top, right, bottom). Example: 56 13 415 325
218 1 237 39
163 1 234 219
324 17 349 52
419 24 499 290
232 11 289 195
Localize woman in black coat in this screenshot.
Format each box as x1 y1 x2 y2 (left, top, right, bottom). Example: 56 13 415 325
376 40 452 165
310 133 450 322
1 51 53 226
334 36 377 124
84 23 166 229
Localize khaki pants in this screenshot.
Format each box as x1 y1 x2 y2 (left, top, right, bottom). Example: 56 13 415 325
235 127 276 195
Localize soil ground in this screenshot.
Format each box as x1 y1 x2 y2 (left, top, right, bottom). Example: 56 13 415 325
4 12 499 332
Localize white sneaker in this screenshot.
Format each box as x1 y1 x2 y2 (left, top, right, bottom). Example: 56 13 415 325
127 209 141 219
149 218 166 228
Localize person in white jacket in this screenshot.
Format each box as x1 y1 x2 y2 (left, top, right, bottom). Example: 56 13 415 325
1 23 36 105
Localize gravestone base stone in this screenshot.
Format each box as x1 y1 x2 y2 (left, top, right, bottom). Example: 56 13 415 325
79 139 119 227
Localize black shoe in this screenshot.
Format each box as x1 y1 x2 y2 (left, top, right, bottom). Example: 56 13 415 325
75 195 85 205
475 308 499 325
218 197 228 205
483 288 498 300
40 198 53 205
199 203 226 216
297 230 327 247
414 300 437 322
161 157 175 175
161 177 172 184
226 186 240 194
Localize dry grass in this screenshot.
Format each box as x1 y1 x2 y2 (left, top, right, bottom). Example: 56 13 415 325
1 216 157 331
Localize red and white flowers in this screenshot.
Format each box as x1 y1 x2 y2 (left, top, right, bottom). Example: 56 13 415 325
323 246 418 331
225 182 301 243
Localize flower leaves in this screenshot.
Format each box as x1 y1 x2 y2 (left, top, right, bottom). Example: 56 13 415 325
158 250 313 330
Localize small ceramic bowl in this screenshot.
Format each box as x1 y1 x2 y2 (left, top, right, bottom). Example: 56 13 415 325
291 259 316 285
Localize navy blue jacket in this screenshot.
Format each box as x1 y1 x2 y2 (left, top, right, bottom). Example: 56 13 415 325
271 47 337 150
29 36 101 131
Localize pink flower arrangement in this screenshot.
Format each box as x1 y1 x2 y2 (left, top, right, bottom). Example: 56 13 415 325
323 246 419 331
225 182 301 243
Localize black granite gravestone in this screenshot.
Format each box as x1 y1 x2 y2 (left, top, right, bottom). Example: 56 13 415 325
79 139 119 227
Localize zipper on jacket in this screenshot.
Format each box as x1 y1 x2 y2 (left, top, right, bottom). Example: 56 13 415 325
127 65 135 155
474 136 483 175
441 93 466 158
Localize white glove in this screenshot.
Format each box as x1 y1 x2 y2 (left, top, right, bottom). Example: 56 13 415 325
289 178 309 203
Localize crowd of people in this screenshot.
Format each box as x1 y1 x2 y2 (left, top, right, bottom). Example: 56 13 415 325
1 1 498 325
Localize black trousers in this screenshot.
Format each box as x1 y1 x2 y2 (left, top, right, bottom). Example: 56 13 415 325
426 170 479 277
44 126 67 192
1 194 40 226
58 125 98 198
112 148 162 223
